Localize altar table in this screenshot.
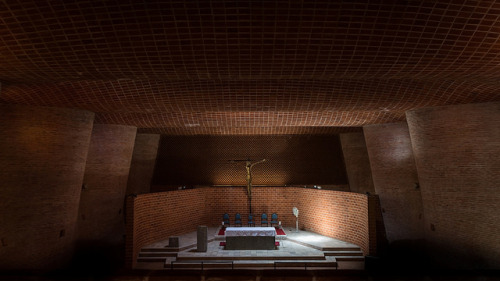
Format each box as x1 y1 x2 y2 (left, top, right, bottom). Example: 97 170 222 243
225 227 276 250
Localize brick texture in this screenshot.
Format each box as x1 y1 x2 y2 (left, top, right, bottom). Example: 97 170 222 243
0 104 94 271
127 187 370 267
297 189 369 255
127 189 207 268
407 102 500 269
152 135 348 187
2 2 500 135
363 123 425 246
76 124 136 268
368 195 388 256
126 134 161 196
340 132 375 194
204 187 302 227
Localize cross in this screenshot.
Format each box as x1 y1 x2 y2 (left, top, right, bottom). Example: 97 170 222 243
229 158 266 214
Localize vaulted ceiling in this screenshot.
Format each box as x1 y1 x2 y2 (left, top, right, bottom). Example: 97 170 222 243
1 1 499 135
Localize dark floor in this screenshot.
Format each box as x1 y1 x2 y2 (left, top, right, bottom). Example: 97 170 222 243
1 270 500 281
2 228 499 280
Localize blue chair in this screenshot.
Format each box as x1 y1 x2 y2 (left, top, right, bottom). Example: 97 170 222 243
223 213 230 227
261 213 268 226
248 214 255 227
235 213 242 226
270 213 279 227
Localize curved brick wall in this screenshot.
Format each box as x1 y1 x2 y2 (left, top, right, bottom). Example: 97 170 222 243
127 187 369 267
298 189 369 254
407 102 500 269
0 104 94 271
127 189 207 268
76 124 136 269
205 187 369 253
205 187 299 227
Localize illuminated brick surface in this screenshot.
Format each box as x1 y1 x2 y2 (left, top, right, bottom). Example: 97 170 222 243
1 2 499 135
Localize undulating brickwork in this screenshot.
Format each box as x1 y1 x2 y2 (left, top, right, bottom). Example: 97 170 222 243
126 134 161 195
340 132 375 194
298 189 370 255
0 104 94 271
407 102 500 269
128 189 207 268
152 135 348 187
127 187 370 267
2 2 500 135
76 124 136 269
363 122 425 258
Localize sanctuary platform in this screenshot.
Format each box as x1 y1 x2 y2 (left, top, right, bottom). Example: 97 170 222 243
136 226 364 271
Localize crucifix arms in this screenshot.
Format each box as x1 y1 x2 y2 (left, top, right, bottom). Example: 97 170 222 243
247 158 266 169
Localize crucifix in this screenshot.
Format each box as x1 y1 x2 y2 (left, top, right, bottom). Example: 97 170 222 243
230 158 266 215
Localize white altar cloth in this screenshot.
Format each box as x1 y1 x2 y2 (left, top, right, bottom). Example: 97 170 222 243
225 227 276 237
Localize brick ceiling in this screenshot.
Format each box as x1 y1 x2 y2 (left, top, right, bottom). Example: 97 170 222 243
1 1 499 135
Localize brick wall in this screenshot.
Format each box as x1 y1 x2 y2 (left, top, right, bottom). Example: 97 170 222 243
298 189 369 255
76 124 136 270
407 102 500 269
364 123 425 249
126 134 160 195
0 104 94 271
340 132 375 194
368 195 387 256
204 187 301 227
152 135 348 186
127 187 370 267
128 189 207 268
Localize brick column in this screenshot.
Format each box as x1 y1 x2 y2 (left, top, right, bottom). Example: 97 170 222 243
0 104 94 271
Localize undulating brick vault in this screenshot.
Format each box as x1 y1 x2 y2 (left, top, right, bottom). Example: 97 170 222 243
1 2 500 137
1 1 500 277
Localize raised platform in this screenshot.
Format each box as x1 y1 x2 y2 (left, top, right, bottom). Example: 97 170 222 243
136 227 364 271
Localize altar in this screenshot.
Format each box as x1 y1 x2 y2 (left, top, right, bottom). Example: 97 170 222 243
225 227 277 250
